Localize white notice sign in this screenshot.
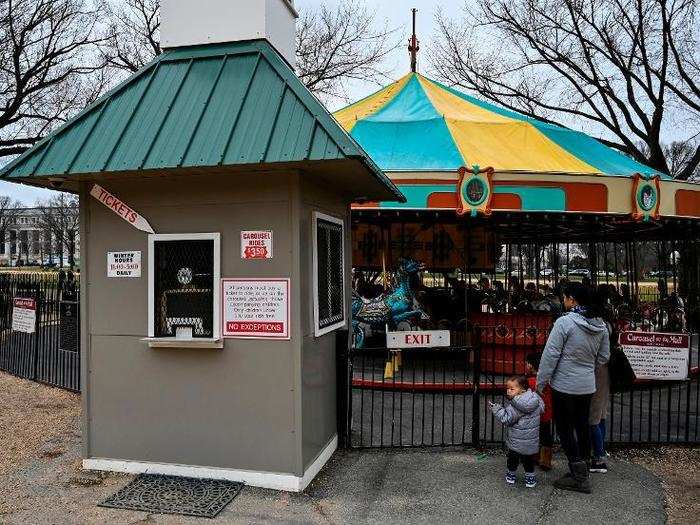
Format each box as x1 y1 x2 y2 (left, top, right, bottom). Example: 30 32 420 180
620 331 690 381
241 231 273 259
12 298 36 333
222 278 290 339
107 251 141 277
387 330 451 349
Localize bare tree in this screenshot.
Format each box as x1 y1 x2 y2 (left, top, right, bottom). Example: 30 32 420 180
0 0 107 159
36 194 79 268
432 0 700 180
100 0 160 73
295 0 398 101
98 0 398 101
665 141 700 180
0 196 20 260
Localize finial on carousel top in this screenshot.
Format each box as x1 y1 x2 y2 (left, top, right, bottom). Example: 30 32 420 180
408 8 420 73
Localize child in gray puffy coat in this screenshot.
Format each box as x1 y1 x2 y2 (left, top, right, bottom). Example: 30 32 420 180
490 376 545 488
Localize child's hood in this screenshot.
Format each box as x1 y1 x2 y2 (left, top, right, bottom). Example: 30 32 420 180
510 389 544 414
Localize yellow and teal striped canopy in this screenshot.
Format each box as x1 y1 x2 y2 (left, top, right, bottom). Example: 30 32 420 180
335 73 666 178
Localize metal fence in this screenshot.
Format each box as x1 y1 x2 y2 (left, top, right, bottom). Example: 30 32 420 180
0 272 80 392
341 327 700 449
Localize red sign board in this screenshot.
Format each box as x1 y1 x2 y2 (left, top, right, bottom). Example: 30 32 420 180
241 231 273 259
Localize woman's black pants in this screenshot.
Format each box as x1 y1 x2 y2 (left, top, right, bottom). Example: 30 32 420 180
552 389 593 464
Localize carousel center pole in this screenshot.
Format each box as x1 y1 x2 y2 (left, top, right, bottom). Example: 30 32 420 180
408 8 419 73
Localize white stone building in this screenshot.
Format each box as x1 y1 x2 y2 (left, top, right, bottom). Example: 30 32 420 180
1 207 79 266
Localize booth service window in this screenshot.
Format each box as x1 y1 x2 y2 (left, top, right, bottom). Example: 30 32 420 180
313 212 345 336
148 233 220 340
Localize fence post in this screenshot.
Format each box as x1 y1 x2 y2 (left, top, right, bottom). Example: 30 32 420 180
336 329 351 449
471 327 482 447
31 285 40 381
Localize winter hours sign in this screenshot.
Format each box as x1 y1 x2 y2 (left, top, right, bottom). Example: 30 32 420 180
222 278 289 339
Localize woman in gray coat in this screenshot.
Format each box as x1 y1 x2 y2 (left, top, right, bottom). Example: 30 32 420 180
490 376 544 488
536 282 610 494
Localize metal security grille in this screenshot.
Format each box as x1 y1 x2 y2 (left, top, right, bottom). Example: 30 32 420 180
317 218 344 329
154 239 214 338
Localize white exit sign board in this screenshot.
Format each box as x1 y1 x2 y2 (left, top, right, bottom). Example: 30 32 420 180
241 231 273 259
387 330 451 349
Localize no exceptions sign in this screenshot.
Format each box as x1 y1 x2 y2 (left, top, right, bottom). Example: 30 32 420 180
90 184 155 234
221 278 290 339
619 331 690 381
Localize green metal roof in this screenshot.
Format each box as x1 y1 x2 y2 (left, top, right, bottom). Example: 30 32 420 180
0 40 403 202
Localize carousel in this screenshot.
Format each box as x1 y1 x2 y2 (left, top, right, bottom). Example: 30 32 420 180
334 42 700 377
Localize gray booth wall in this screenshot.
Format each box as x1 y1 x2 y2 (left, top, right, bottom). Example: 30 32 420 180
80 171 347 477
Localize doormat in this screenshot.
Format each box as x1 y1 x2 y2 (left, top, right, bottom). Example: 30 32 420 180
99 474 244 518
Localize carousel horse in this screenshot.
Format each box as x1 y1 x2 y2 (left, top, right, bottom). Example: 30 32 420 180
352 258 429 348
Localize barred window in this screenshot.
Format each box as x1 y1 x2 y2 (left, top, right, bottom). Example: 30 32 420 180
313 212 345 336
148 233 220 341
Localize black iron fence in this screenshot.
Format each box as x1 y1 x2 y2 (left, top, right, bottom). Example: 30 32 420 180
342 325 700 448
0 272 80 392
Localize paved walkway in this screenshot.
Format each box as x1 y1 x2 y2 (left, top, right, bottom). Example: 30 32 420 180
2 445 665 524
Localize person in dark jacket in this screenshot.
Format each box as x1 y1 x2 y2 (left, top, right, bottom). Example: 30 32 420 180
490 375 544 488
536 282 610 494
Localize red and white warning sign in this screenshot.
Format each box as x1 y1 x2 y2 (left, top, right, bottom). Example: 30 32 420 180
241 231 273 259
221 278 289 339
619 331 690 380
12 297 36 333
90 184 155 234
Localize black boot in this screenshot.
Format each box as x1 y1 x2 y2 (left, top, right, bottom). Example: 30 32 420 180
553 461 591 493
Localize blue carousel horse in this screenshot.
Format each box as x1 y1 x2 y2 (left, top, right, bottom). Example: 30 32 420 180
352 258 429 348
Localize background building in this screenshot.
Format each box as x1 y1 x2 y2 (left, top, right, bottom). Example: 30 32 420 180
0 206 79 267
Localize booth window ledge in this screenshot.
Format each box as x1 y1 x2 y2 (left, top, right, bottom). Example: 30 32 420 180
142 337 224 349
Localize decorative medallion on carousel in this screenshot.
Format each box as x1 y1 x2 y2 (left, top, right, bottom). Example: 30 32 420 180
456 165 495 217
631 173 661 222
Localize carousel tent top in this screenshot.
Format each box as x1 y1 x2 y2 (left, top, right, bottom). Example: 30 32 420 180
334 72 667 179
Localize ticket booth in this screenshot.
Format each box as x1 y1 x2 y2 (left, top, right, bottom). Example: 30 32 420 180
0 0 404 491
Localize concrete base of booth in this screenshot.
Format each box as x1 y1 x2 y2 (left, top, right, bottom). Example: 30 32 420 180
83 434 337 492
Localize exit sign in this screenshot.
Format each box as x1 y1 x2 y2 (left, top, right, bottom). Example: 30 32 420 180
386 330 451 349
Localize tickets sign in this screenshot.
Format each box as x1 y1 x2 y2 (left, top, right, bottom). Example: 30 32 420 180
241 231 273 259
107 251 141 277
90 184 155 234
12 297 36 333
619 331 690 381
222 278 289 339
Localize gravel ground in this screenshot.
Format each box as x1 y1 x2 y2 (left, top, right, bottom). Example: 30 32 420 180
0 372 81 515
616 447 700 524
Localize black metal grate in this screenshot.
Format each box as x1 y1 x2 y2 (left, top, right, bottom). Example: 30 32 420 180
154 239 214 338
316 218 344 330
99 474 243 518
